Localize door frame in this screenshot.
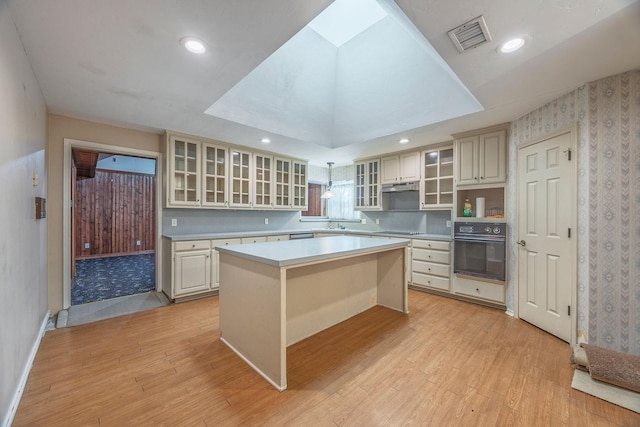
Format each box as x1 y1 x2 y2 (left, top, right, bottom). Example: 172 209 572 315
63 138 163 309
513 124 578 345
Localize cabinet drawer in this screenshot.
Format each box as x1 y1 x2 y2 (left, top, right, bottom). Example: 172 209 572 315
174 240 210 251
412 260 450 278
241 236 268 244
412 239 450 251
412 272 450 291
267 234 289 242
211 238 242 249
412 248 450 264
453 277 505 303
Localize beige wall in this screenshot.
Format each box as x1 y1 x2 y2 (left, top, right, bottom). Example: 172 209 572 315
47 115 162 312
1 3 48 423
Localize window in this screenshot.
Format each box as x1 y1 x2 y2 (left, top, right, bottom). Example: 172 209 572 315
302 180 360 220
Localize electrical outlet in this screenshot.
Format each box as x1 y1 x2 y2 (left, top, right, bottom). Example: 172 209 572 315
136 240 141 246
264 218 269 225
361 218 366 225
376 219 380 225
446 220 451 228
171 218 177 227
84 243 90 249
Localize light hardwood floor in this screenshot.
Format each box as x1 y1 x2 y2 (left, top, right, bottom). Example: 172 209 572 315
14 290 639 426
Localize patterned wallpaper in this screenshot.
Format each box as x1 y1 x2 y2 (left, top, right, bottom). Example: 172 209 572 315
509 70 640 354
308 164 354 183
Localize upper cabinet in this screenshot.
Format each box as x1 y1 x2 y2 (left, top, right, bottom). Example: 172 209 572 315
202 143 228 208
381 151 421 184
169 135 200 206
229 149 252 208
253 153 273 209
420 145 454 209
165 131 306 211
354 159 381 210
292 160 308 210
453 124 508 187
274 157 292 208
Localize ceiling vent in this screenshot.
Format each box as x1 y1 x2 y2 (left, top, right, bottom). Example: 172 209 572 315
447 16 492 53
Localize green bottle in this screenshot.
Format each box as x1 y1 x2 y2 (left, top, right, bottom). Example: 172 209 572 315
463 199 473 217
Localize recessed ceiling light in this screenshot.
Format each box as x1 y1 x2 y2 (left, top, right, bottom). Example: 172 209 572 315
498 37 526 53
181 37 206 54
261 137 271 143
399 138 410 144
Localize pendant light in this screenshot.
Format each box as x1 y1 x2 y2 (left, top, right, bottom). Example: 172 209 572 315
321 162 335 199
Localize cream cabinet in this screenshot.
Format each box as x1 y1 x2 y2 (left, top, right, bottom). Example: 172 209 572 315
292 160 308 210
354 159 381 210
241 236 268 244
381 152 421 184
453 275 505 305
166 131 307 211
274 157 292 208
168 135 201 206
420 145 454 209
229 148 252 208
454 124 508 186
165 240 213 300
273 158 307 209
267 234 289 242
253 153 273 208
202 143 228 207
211 238 242 290
410 239 451 292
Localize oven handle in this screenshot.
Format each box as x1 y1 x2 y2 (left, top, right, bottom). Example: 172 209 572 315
454 236 505 243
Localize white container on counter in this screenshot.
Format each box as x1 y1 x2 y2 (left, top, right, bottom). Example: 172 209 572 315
476 197 485 218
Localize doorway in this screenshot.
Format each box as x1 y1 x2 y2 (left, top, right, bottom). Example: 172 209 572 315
71 149 157 305
516 126 577 343
63 139 163 310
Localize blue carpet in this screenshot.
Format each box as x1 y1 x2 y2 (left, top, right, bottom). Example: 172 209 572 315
72 254 155 305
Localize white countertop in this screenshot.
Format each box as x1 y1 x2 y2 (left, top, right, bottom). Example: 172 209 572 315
216 235 410 267
162 229 451 242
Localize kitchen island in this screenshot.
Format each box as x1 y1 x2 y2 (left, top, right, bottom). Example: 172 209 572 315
217 235 410 391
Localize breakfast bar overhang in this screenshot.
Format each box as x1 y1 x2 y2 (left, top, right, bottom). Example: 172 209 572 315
217 235 410 391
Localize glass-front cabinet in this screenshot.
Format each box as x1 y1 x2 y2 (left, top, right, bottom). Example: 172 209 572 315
420 145 454 209
169 135 200 206
253 153 273 208
166 131 307 211
292 160 308 210
202 143 228 207
354 159 381 210
230 149 252 208
274 158 291 208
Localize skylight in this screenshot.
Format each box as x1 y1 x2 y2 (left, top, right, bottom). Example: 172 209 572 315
308 0 388 47
204 0 482 149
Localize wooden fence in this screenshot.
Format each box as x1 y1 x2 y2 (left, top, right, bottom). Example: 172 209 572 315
75 170 155 258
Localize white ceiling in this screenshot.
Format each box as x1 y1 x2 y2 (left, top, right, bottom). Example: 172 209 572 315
7 0 640 166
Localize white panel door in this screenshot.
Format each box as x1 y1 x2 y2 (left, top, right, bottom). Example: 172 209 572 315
517 130 574 341
175 249 210 296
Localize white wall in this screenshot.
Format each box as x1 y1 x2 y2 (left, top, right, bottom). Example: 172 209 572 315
0 2 49 424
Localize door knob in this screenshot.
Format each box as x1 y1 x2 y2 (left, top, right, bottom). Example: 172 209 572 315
517 240 526 247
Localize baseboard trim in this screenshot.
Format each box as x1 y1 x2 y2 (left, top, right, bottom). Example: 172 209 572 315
3 310 49 427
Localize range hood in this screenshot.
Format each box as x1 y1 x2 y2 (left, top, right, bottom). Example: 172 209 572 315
381 181 419 193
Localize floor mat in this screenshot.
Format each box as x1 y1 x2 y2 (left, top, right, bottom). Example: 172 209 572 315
571 369 640 413
72 253 155 305
61 292 169 327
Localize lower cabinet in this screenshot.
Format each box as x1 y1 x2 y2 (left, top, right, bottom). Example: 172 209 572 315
165 240 213 301
410 239 451 291
211 238 242 290
453 275 505 305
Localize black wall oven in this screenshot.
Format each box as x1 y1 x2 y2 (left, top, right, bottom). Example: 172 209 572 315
453 222 506 282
